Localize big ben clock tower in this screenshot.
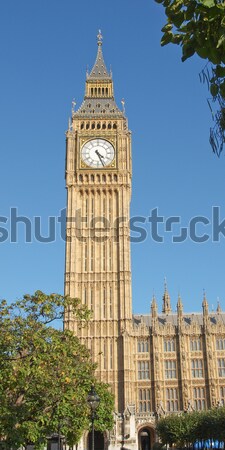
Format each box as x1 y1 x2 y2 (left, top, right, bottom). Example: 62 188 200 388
64 31 133 415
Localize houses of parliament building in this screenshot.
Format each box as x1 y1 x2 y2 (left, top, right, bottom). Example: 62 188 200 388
63 32 225 450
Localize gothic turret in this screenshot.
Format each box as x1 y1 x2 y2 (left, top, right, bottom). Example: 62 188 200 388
177 294 183 328
162 279 172 314
151 295 158 318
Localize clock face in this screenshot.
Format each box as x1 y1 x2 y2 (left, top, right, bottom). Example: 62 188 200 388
81 138 115 168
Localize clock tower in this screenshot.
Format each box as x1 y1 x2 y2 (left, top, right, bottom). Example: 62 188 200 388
64 31 133 414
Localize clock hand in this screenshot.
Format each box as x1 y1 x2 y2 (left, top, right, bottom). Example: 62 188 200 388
95 150 105 166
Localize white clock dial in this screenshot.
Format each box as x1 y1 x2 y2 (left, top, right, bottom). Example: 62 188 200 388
81 138 115 168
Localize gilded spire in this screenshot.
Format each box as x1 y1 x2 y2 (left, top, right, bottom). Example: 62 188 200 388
162 278 172 314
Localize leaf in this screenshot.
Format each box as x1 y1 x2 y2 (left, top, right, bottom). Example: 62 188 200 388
161 31 173 46
215 64 225 78
199 0 216 7
182 41 196 61
217 34 225 48
210 83 219 96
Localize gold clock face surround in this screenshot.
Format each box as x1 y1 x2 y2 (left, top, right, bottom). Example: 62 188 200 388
81 138 115 168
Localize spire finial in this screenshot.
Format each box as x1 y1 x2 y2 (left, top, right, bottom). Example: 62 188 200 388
217 297 222 313
164 277 167 292
97 29 103 46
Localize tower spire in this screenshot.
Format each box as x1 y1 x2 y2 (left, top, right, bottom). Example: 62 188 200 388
88 30 111 80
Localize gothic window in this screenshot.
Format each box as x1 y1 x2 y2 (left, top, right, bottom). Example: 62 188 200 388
90 289 93 311
102 122 106 129
113 123 117 129
103 288 106 318
191 359 203 378
91 88 93 95
166 388 178 412
91 174 94 182
91 122 95 129
137 341 149 353
193 387 205 410
102 88 104 95
81 122 84 129
103 340 107 369
90 242 94 271
138 361 150 380
216 339 225 350
190 339 202 351
164 360 177 379
84 242 88 271
91 198 94 220
79 175 83 182
86 122 90 129
110 340 113 369
218 358 225 377
108 122 111 129
164 339 175 352
106 88 108 95
85 198 88 226
220 386 225 405
109 243 112 271
114 174 118 182
97 122 101 129
139 389 151 412
102 174 106 183
98 88 101 95
84 288 87 305
109 287 113 318
95 88 97 95
103 242 106 271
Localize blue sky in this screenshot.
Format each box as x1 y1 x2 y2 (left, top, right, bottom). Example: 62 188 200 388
0 0 225 314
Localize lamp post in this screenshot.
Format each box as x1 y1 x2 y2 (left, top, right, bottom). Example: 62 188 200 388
87 386 100 450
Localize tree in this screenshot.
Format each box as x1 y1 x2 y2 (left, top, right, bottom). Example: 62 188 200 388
156 408 225 448
0 291 114 448
155 0 225 155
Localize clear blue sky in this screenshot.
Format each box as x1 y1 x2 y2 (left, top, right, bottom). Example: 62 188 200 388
1 0 225 314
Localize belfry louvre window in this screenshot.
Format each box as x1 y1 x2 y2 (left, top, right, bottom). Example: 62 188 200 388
164 339 175 352
190 339 202 351
193 387 205 410
165 360 177 379
218 358 225 377
166 388 178 412
138 361 150 380
191 359 203 378
139 389 151 412
216 339 225 350
138 341 149 353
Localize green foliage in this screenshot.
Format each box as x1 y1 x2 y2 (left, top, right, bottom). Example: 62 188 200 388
157 407 225 447
0 292 114 449
155 0 225 155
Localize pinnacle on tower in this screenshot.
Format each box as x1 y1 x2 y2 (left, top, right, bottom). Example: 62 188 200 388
202 290 209 315
177 294 183 313
162 278 172 314
217 298 222 313
151 294 158 317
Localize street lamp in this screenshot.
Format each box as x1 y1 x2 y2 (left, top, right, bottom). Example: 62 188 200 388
87 386 100 450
